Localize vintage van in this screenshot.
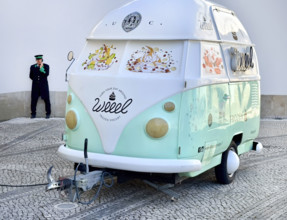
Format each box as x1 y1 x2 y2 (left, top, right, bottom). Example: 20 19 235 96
58 0 262 186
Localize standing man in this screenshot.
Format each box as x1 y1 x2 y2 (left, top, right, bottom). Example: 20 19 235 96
29 55 51 119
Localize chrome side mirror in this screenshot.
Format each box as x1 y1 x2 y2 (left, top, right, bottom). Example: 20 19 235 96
67 51 74 61
66 51 75 82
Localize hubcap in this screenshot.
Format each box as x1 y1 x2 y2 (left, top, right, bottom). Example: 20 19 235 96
227 148 240 176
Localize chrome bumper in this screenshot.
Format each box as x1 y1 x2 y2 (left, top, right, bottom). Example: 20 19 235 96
58 145 202 174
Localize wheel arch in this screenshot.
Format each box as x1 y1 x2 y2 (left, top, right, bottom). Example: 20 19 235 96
230 133 243 153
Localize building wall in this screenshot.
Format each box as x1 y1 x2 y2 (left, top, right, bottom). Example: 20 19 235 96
0 0 129 120
213 0 287 119
212 0 287 96
0 91 67 119
0 0 286 120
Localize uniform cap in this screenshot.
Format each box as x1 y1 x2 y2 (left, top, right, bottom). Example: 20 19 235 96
34 55 43 59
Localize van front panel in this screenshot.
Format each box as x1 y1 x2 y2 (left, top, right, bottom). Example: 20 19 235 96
65 88 182 159
68 40 186 154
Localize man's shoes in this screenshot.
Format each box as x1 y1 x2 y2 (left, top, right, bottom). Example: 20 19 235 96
31 114 36 119
45 114 50 119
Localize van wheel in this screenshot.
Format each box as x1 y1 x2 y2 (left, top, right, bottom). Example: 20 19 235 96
215 141 239 184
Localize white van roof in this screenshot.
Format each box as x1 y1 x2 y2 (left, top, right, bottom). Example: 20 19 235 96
88 0 251 44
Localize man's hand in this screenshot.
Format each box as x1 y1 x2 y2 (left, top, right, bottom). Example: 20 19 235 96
39 63 46 74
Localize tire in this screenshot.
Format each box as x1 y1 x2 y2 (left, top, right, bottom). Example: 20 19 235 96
215 141 238 184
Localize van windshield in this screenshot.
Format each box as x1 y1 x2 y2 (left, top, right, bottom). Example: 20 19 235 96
75 40 184 77
213 8 251 44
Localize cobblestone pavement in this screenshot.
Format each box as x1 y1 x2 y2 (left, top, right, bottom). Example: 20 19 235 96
0 118 287 220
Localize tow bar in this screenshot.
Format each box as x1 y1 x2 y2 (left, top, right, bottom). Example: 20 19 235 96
46 139 114 204
46 139 181 204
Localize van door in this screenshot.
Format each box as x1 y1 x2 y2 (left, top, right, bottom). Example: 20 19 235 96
211 6 261 147
222 44 261 145
178 42 230 159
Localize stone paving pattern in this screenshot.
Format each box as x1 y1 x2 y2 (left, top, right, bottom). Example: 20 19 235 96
0 118 287 219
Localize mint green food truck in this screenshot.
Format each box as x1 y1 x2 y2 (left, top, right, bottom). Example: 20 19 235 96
47 0 263 201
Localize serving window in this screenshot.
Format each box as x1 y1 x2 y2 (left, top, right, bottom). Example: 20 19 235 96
221 44 259 81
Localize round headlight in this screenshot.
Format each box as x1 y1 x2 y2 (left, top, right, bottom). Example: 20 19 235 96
164 102 175 112
66 110 78 130
67 94 72 104
146 118 168 139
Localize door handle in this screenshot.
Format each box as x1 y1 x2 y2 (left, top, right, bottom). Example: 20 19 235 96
223 94 230 100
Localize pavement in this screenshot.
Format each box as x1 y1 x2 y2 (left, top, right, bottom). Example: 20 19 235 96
0 118 287 220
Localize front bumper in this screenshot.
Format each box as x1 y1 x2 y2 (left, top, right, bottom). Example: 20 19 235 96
58 145 202 173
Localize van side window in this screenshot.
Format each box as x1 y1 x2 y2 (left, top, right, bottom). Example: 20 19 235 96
201 42 226 77
212 8 251 44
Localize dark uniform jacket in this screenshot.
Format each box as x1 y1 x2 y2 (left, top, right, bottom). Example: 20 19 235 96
29 63 50 100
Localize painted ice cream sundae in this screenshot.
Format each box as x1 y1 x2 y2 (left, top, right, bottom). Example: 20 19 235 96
127 46 177 73
82 44 118 71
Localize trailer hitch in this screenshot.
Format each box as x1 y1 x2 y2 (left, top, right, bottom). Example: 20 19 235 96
46 165 104 191
46 139 114 204
46 139 100 191
46 138 182 203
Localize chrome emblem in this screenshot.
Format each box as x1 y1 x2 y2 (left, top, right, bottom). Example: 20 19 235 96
122 12 142 32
